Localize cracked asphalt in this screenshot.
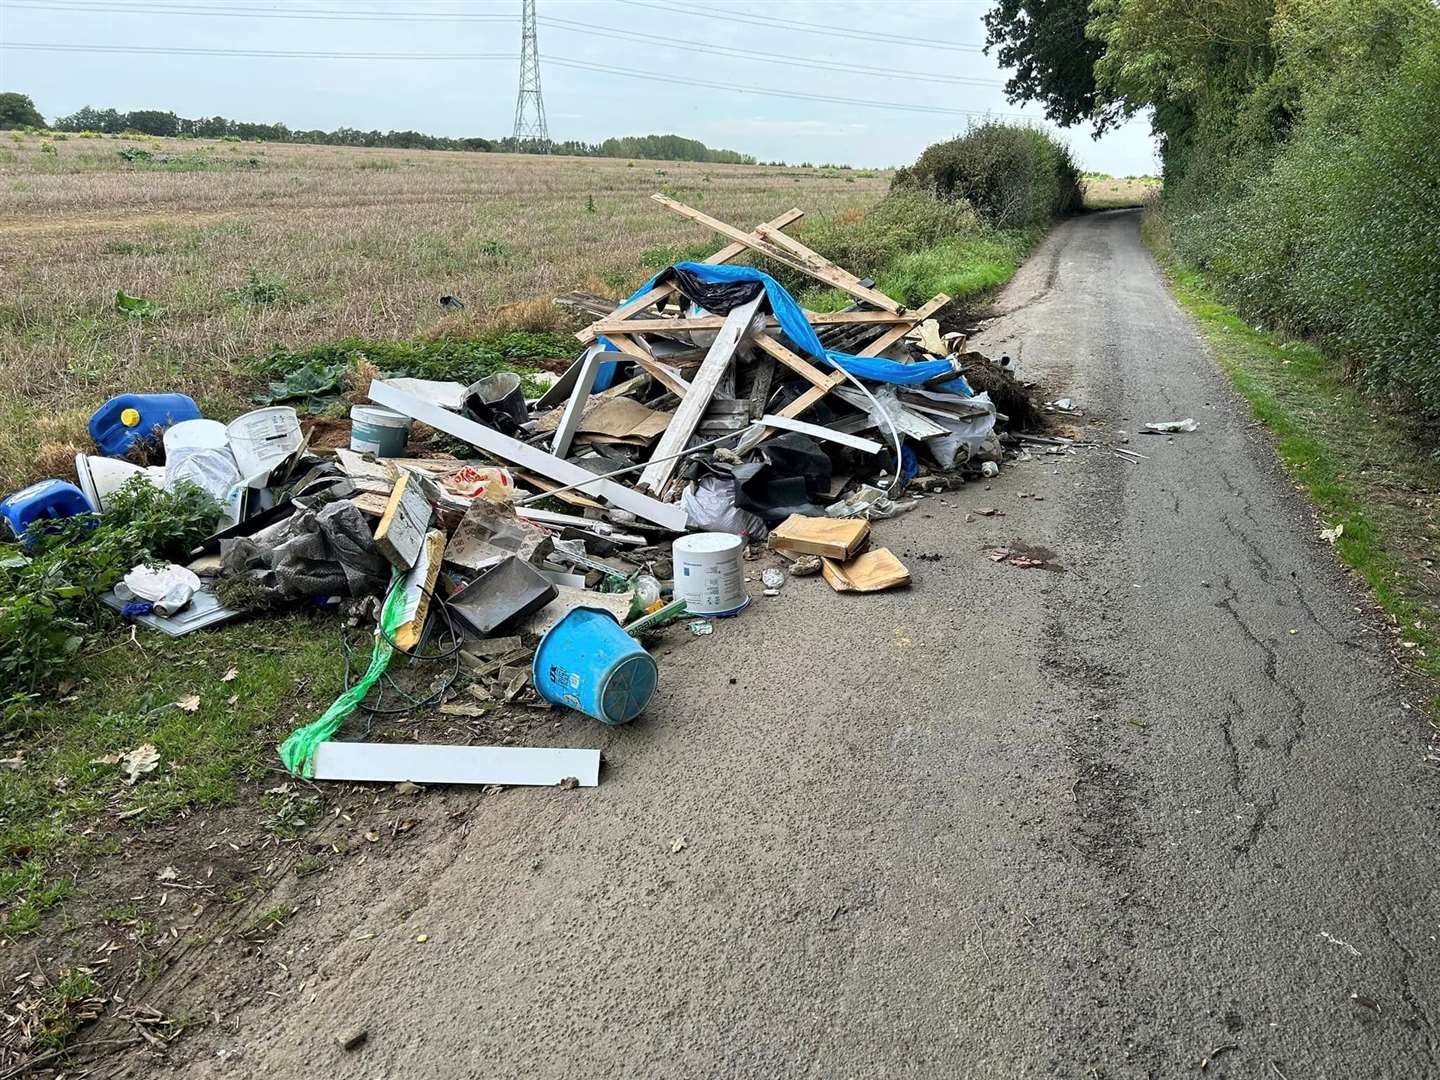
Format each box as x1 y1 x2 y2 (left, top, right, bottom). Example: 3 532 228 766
162 210 1438 1078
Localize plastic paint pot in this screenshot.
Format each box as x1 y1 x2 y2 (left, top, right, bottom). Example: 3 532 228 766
468 371 529 430
531 607 658 725
227 406 302 478
349 405 413 457
672 531 749 616
88 394 201 458
74 454 164 512
163 418 228 460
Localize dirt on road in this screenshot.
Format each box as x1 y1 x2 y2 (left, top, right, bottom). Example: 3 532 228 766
112 210 1438 1079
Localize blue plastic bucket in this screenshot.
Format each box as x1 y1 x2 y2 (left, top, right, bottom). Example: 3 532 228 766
532 607 658 725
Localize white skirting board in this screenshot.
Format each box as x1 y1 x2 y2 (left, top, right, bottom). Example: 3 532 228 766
311 742 601 787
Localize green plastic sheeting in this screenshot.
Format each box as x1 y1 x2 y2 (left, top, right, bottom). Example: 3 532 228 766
279 570 405 778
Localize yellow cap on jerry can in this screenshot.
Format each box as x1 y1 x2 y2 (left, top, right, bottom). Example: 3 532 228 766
121 407 141 427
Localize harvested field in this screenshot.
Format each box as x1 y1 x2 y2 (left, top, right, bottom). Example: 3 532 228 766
1081 174 1160 211
0 132 887 485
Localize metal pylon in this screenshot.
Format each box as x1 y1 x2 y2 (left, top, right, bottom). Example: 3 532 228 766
512 0 550 146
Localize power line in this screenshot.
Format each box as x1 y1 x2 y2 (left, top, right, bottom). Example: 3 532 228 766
2 40 1037 124
1 0 1006 89
612 0 988 53
537 14 1006 89
1 41 512 59
0 0 515 20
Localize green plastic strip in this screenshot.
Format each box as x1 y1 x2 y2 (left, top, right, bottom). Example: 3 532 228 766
278 570 406 778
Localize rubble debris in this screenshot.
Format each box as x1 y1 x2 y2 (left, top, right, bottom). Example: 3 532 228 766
15 191 1049 796
1144 418 1199 434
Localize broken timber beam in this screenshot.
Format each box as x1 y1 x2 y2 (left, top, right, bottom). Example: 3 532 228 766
637 295 762 495
652 193 904 315
575 207 804 345
586 309 913 336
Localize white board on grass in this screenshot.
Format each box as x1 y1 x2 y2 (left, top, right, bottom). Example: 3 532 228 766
311 742 600 787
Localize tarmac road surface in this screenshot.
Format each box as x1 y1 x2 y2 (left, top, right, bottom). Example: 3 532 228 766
163 210 1439 1079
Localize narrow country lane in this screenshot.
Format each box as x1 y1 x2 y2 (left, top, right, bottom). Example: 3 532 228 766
152 210 1439 1080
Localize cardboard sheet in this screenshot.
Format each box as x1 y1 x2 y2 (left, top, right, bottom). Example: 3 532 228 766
575 396 673 444
821 547 911 593
769 514 871 560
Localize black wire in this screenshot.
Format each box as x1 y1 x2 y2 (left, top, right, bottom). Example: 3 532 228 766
338 584 466 738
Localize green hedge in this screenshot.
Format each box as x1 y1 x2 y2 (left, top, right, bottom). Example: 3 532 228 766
892 123 1082 228
1166 31 1440 422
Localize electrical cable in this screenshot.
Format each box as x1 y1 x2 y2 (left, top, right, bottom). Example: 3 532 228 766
3 1 1005 89
3 41 1040 122
339 584 464 732
613 0 988 53
0 0 515 21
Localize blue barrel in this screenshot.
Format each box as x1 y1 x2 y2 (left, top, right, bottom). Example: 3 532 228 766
532 607 658 725
89 394 201 457
1 480 92 541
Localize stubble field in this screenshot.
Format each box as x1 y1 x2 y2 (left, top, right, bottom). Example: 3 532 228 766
0 132 888 485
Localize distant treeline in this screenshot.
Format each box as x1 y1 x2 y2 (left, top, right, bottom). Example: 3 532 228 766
47 104 755 163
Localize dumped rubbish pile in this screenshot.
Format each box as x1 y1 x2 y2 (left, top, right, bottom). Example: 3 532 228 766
1 194 1044 789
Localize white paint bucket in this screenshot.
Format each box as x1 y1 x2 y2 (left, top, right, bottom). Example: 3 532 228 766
162 418 228 460
672 532 749 616
350 405 413 457
74 454 165 513
227 406 301 478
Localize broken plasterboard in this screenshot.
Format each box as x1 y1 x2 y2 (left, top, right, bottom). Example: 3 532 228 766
394 529 445 651
311 741 600 787
518 586 633 638
368 380 687 531
373 470 431 570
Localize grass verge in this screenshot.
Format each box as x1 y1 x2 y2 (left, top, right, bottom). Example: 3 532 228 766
1146 213 1439 710
1 616 344 937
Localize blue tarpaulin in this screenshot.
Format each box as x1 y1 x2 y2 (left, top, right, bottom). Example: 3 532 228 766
616 263 972 395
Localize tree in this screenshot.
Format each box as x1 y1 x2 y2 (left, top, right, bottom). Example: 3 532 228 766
983 0 1121 131
0 92 44 129
123 110 180 137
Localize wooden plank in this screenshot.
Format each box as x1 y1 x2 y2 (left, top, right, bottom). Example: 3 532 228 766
856 294 951 358
767 370 849 425
603 334 692 399
576 206 805 344
637 295 762 495
368 380 688 531
754 333 833 391
755 224 880 298
651 194 904 314
550 344 605 459
587 309 913 336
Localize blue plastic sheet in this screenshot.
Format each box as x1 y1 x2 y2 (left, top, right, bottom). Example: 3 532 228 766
617 263 972 394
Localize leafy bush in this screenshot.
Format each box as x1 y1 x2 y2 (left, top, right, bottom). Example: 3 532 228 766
1167 28 1440 421
892 122 1082 228
1 480 222 698
227 269 295 306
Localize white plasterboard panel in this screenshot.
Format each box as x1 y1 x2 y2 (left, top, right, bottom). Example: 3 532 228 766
312 742 600 787
368 380 687 531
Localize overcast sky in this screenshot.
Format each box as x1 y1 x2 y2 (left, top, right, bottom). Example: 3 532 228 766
0 0 1158 173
